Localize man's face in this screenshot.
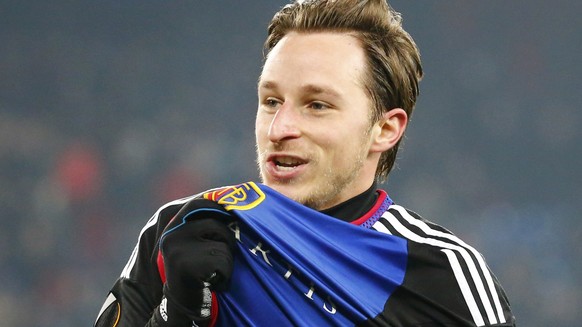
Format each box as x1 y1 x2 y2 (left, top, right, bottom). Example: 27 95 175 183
255 32 381 210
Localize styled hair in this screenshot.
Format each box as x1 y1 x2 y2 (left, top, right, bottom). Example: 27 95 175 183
264 0 423 181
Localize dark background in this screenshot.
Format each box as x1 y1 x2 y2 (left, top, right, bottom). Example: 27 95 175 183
1 1 580 326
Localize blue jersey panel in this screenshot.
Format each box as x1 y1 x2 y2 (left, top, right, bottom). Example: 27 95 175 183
212 183 408 326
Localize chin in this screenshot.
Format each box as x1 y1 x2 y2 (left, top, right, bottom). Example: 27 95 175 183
263 180 303 202
266 181 297 197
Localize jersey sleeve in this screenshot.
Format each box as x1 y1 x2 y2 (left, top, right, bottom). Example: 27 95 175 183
363 205 516 327
93 198 189 327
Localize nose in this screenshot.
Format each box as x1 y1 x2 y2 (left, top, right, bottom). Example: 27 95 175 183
267 104 301 143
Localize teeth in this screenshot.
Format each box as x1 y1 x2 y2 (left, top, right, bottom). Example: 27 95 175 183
275 157 301 167
277 165 296 171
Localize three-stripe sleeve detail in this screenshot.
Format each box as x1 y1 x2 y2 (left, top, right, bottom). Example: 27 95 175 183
442 249 485 326
373 205 506 326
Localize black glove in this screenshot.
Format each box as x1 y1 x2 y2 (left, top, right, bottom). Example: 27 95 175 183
158 199 236 325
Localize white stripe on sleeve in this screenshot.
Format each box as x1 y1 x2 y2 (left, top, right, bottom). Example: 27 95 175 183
390 205 506 324
381 207 498 326
442 249 485 326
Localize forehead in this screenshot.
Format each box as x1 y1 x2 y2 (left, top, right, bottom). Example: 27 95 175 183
259 31 367 88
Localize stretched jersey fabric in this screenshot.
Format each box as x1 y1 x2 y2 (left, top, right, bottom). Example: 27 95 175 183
204 182 403 326
95 182 515 326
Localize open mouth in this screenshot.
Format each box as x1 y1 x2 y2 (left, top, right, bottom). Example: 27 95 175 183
266 154 308 176
274 157 304 170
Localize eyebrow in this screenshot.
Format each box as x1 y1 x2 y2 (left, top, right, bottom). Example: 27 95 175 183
258 80 278 91
259 80 342 99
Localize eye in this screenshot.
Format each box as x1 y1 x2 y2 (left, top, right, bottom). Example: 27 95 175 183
263 97 281 109
309 101 330 110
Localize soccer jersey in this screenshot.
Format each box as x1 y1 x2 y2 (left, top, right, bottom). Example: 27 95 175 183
95 182 515 326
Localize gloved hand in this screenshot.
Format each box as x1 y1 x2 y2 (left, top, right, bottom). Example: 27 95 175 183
158 199 236 325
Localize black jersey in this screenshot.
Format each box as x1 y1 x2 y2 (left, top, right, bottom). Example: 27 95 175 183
95 182 515 326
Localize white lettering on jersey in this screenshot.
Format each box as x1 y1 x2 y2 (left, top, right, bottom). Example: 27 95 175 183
250 242 273 266
231 221 338 316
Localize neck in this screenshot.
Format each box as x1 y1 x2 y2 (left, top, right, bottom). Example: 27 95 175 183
320 182 378 222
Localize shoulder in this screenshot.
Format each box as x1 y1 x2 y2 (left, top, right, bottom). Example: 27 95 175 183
119 189 224 279
135 184 238 240
373 205 494 282
374 204 455 238
373 204 493 294
146 195 201 236
143 185 231 235
370 204 516 326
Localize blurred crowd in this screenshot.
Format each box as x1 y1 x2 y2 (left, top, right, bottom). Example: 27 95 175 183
1 1 580 326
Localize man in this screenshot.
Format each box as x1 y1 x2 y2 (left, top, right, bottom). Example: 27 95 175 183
95 0 516 326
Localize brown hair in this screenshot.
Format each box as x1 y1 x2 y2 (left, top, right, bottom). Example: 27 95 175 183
264 0 423 181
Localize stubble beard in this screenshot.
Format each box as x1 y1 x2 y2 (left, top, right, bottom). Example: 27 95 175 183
300 153 365 210
255 143 367 211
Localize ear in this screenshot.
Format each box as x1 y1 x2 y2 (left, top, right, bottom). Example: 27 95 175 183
369 108 408 153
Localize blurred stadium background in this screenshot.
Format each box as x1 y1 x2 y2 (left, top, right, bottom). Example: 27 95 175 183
1 1 580 326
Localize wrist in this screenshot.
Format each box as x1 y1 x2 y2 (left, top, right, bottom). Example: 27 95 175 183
163 283 213 323
151 296 193 327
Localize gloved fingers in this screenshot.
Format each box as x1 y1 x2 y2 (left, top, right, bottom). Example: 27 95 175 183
195 220 236 249
164 240 233 284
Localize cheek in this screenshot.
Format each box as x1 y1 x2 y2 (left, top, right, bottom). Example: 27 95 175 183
255 119 275 158
335 127 370 157
255 116 268 141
